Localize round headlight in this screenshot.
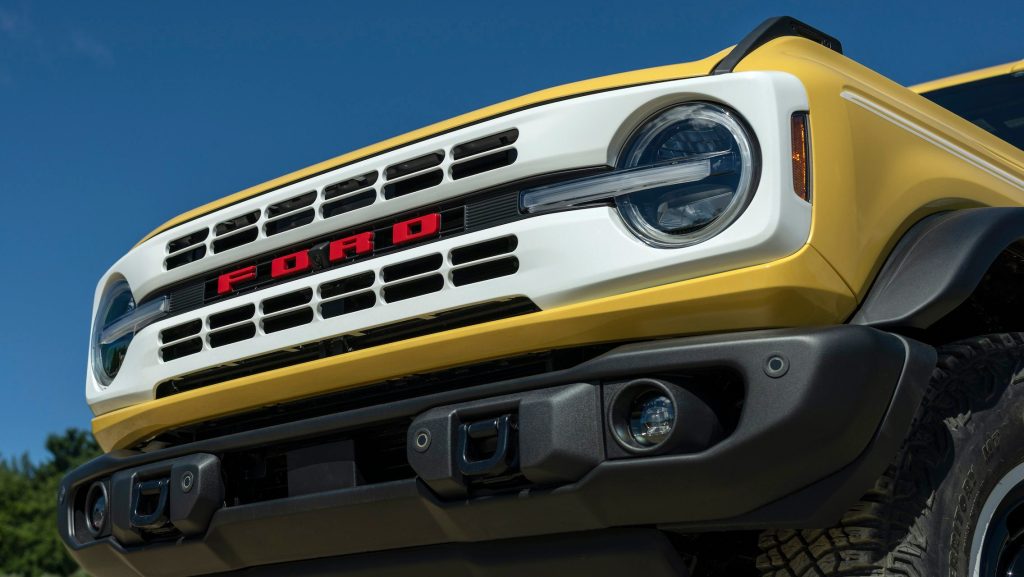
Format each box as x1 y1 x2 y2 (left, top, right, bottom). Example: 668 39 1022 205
616 102 758 247
91 279 136 385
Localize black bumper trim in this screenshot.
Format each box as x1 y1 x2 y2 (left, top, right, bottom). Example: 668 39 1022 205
61 325 935 577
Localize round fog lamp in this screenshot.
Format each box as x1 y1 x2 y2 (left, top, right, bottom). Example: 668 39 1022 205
84 481 109 537
628 393 676 447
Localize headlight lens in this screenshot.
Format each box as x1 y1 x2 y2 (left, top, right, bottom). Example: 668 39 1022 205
615 102 757 247
92 280 135 385
520 101 758 248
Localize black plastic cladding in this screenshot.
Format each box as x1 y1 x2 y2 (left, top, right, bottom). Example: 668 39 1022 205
60 326 934 577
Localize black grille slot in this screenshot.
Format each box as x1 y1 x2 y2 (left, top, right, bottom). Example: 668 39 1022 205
320 271 375 299
262 288 313 315
155 298 541 400
263 308 314 334
322 190 375 219
160 320 201 344
267 191 315 218
165 246 206 270
324 171 378 200
320 291 376 319
452 257 519 286
167 229 209 253
452 129 519 160
451 149 517 180
265 208 315 237
451 235 517 265
216 211 260 236
382 274 444 302
382 170 443 200
209 304 255 330
381 254 442 282
212 227 259 253
168 283 205 314
385 152 443 180
209 323 256 348
161 337 202 362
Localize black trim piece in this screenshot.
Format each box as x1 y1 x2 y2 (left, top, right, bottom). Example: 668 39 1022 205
384 152 444 180
266 191 315 218
167 229 209 253
851 208 1024 330
262 307 314 334
164 245 206 270
264 208 315 237
452 129 519 160
451 148 518 180
208 304 255 330
154 298 541 400
212 227 258 253
159 320 201 344
215 211 259 236
381 273 444 302
380 253 443 282
319 291 375 319
382 169 443 200
323 171 378 200
712 16 842 75
451 256 519 286
208 323 256 348
261 288 312 315
319 271 375 299
160 337 202 362
321 189 375 219
450 235 517 265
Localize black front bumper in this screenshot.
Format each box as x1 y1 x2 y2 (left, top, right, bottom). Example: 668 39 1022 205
60 325 935 577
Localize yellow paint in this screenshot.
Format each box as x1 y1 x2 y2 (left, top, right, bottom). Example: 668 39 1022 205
910 59 1024 94
734 38 1024 300
136 48 732 246
93 245 853 451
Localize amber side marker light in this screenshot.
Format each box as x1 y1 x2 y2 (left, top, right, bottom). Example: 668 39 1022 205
791 112 811 202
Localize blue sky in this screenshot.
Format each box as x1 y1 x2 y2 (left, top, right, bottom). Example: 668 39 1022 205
1 0 1020 461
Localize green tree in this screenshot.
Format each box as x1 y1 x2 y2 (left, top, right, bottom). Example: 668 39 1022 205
0 429 100 577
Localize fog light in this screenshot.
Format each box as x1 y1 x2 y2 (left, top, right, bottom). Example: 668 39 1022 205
84 481 109 538
629 393 675 447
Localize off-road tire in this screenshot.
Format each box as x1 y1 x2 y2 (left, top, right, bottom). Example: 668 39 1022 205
756 333 1024 576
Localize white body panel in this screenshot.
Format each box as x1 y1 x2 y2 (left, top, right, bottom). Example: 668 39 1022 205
88 71 811 415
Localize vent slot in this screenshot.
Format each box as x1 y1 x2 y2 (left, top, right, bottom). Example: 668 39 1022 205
161 338 203 362
324 171 378 200
382 274 444 303
382 170 443 200
385 152 443 180
322 190 375 219
267 191 315 218
167 229 209 253
262 289 313 315
209 304 256 330
380 254 443 282
452 129 519 160
216 211 260 236
265 208 315 237
212 227 259 253
165 246 207 270
320 271 375 300
451 235 518 266
452 257 519 286
263 308 314 334
320 291 376 319
451 149 517 180
209 323 256 348
160 320 202 344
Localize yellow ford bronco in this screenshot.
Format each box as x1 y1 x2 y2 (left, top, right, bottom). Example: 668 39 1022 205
61 17 1024 577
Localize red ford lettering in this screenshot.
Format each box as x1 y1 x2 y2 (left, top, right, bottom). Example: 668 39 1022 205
393 214 440 245
329 231 374 262
217 266 257 295
270 250 311 279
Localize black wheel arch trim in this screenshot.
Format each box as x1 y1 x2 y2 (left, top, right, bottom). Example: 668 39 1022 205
851 207 1024 330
